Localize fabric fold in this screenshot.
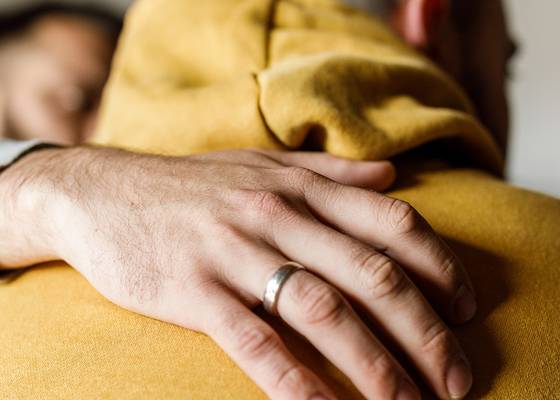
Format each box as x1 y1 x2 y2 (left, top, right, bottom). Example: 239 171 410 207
93 0 503 174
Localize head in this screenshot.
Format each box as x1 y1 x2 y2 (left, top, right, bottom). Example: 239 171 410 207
0 4 121 145
392 0 517 152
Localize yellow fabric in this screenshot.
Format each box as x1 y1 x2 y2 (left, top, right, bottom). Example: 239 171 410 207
93 0 502 174
1 0 559 399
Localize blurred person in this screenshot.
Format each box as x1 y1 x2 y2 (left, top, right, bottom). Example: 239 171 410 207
0 0 515 150
349 0 515 153
0 3 120 144
390 0 516 153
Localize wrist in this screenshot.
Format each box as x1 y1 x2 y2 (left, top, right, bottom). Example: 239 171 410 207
0 146 80 267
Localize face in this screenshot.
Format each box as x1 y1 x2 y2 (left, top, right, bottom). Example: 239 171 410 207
436 0 516 152
392 0 517 153
3 13 117 145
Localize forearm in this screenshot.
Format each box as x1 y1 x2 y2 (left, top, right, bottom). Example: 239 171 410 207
0 145 150 270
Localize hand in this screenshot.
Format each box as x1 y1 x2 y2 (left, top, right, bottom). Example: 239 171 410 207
1 147 475 399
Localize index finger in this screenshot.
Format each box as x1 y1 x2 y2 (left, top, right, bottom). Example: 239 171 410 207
253 150 396 191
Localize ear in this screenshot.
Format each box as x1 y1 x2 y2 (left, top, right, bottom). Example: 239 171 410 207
391 0 449 49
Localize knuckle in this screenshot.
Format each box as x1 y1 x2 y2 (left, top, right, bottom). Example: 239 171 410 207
292 279 347 326
360 351 397 383
247 190 295 221
230 322 280 360
387 198 422 235
359 351 405 397
357 253 407 301
359 352 403 399
273 365 310 393
421 321 457 358
439 255 459 278
283 166 326 196
284 166 317 186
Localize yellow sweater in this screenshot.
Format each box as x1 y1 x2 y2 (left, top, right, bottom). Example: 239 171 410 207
1 1 558 399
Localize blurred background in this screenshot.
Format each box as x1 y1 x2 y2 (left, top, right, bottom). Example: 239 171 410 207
1 0 558 197
508 0 560 197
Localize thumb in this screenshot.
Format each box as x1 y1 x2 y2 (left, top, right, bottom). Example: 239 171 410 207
258 150 396 191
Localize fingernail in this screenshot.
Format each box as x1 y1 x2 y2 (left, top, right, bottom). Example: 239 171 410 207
453 285 477 322
446 357 473 399
397 379 420 400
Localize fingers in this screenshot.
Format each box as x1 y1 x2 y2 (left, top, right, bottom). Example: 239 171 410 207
263 211 472 399
301 174 476 325
219 244 421 400
276 271 420 400
202 283 335 400
256 150 396 191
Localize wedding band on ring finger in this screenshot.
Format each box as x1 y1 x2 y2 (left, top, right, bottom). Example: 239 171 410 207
263 261 305 315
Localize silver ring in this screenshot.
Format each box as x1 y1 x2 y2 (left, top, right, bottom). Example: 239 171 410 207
263 262 304 316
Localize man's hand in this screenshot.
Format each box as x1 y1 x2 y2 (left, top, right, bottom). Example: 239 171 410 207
0 147 475 399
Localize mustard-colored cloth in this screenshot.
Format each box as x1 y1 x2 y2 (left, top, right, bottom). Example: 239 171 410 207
1 0 559 399
94 0 502 174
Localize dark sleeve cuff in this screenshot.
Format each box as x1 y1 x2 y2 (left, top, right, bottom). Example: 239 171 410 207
0 139 61 173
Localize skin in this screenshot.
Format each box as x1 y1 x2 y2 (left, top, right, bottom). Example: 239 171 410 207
0 2 515 398
0 146 474 400
0 13 115 144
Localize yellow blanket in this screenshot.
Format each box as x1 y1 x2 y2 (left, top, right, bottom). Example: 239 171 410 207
1 1 558 399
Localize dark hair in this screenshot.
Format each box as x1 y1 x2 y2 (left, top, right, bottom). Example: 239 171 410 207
0 2 122 39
